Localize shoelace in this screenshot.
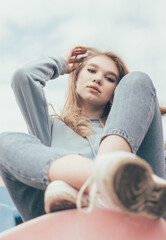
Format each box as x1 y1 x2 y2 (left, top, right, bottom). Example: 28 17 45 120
76 175 121 214
76 175 98 213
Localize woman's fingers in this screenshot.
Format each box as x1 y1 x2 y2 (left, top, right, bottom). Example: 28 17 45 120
63 46 87 62
71 46 87 57
69 57 85 64
68 60 83 73
72 46 87 52
72 49 87 56
63 46 88 74
70 64 79 72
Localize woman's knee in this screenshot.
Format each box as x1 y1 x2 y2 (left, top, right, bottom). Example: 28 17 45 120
118 71 156 93
0 132 33 153
0 132 15 149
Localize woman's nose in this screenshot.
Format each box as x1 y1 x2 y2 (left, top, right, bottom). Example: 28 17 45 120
92 77 103 85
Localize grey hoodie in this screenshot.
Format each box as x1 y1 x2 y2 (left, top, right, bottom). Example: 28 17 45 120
11 56 104 159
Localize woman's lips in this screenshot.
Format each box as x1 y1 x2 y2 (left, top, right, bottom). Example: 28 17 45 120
87 85 101 93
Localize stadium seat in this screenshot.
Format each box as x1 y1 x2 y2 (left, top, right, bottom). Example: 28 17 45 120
0 209 165 240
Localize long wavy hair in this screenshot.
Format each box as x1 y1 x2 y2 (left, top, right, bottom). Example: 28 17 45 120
52 47 166 137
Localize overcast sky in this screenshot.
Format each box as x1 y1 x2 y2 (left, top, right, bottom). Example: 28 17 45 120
0 0 166 137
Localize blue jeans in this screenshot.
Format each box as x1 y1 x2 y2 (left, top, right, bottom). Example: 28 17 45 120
0 72 165 221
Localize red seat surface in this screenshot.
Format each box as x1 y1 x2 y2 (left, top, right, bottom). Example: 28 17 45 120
0 208 166 240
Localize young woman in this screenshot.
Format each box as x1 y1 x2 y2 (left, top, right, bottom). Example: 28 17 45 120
0 46 166 222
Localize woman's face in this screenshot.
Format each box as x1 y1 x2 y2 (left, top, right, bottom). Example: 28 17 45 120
76 55 119 110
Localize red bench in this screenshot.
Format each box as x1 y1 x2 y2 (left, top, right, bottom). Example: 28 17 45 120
0 208 166 240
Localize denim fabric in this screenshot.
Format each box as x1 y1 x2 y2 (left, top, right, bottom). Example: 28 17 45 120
103 71 165 178
0 71 165 221
0 133 60 220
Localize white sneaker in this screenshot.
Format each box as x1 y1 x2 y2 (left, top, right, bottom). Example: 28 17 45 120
77 151 166 219
76 172 119 213
95 151 166 219
44 180 89 213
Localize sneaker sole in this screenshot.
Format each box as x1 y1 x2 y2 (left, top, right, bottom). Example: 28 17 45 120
44 181 78 213
44 180 89 213
95 152 166 219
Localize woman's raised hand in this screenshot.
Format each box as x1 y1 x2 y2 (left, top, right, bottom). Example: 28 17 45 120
63 46 87 74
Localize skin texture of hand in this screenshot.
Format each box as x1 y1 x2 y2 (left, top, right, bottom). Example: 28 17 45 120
63 46 88 74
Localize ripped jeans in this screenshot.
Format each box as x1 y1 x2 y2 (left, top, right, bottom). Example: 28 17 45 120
0 71 165 221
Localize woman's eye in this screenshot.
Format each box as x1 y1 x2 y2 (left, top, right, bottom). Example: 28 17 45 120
106 77 115 82
88 69 96 73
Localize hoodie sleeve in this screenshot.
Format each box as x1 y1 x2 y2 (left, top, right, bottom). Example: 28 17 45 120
11 56 67 146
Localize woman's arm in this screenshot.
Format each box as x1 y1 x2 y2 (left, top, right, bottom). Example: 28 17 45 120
11 46 87 146
11 56 66 146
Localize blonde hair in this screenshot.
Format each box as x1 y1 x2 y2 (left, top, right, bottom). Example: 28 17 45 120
58 48 129 137
52 47 166 137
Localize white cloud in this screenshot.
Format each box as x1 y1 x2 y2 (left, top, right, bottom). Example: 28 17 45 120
0 82 66 132
1 0 166 133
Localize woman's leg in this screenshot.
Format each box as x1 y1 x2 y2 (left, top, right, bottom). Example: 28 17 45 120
100 71 165 179
45 155 93 213
0 132 93 220
0 132 60 221
98 135 131 153
0 170 45 221
48 154 93 191
92 72 166 219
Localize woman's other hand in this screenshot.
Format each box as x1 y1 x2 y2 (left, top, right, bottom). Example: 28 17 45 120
63 46 87 74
